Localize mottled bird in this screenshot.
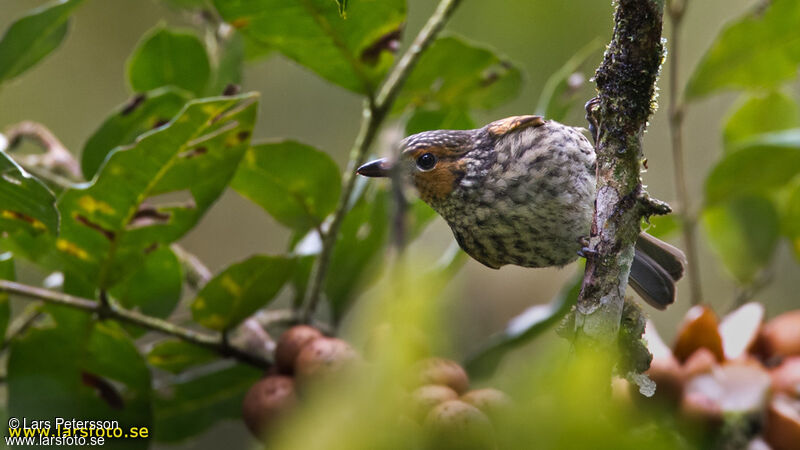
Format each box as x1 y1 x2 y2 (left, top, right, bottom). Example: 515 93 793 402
357 115 686 309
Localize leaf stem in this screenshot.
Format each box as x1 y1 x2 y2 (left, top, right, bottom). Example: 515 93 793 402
301 0 463 321
0 280 271 369
667 0 702 305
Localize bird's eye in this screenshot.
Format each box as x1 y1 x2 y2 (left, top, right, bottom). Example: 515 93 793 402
416 152 438 171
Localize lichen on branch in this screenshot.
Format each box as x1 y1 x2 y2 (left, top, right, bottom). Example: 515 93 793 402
574 0 667 348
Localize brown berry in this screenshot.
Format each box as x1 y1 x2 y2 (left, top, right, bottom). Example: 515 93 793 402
770 357 800 397
424 400 494 450
295 337 360 385
275 325 323 374
757 311 800 360
410 384 459 421
461 388 511 419
242 375 297 439
764 394 800 450
416 358 470 394
673 305 725 363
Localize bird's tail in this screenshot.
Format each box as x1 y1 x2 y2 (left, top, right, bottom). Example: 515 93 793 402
629 233 687 310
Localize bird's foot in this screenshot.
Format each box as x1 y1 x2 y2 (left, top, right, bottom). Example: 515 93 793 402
577 246 598 259
585 97 601 144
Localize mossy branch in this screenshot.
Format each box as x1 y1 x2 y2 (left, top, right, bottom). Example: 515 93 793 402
574 0 666 348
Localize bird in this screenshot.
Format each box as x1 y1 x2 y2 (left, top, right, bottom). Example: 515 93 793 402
356 115 686 309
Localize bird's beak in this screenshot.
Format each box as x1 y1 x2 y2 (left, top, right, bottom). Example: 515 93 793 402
356 158 392 178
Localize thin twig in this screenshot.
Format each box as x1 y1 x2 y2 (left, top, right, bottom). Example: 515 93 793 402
0 303 44 352
170 243 212 290
667 0 702 305
3 121 81 179
0 280 271 369
301 0 463 321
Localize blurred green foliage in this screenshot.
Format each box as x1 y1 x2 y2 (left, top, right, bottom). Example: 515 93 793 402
0 0 798 447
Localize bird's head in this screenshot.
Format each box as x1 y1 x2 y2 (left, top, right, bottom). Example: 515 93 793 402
356 115 544 205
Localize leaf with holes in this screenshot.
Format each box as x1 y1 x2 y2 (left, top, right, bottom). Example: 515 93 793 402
54 93 257 289
723 91 799 151
0 0 84 84
82 88 192 179
154 364 260 442
702 194 780 284
147 339 217 374
686 0 800 99
0 150 59 234
705 129 800 205
192 255 294 331
8 320 152 448
232 141 341 231
213 0 405 94
127 26 211 96
325 187 389 321
394 35 523 112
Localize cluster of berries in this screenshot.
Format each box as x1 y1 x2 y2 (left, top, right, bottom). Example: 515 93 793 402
637 304 800 449
241 325 510 448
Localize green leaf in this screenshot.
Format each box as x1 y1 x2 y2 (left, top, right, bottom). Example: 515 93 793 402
0 253 14 341
0 0 84 84
325 187 389 321
127 26 211 97
705 129 800 205
336 0 349 18
8 320 152 447
0 150 59 234
405 108 475 136
232 141 342 231
464 270 581 379
147 339 217 374
207 31 245 96
82 88 191 179
110 246 183 320
702 194 780 284
192 255 294 331
154 364 260 442
723 91 800 150
781 181 800 260
213 0 405 94
535 39 600 122
395 35 523 112
686 0 800 99
55 93 258 289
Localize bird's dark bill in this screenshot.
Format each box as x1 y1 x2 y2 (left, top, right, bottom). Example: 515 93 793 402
356 158 391 177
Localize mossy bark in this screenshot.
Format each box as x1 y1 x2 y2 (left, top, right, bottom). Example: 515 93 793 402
574 0 666 349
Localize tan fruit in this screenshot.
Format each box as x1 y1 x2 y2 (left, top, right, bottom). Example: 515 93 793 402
416 358 470 394
275 325 323 374
294 337 360 385
764 394 800 450
758 311 800 360
410 384 459 421
424 400 495 450
241 375 297 439
461 388 512 419
673 305 725 363
770 357 800 397
719 302 764 360
683 348 718 379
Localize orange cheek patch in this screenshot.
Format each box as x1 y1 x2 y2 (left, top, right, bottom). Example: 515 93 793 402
413 160 465 202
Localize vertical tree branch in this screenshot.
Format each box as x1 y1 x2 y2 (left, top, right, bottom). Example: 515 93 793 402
667 0 702 306
301 0 463 321
575 0 666 348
